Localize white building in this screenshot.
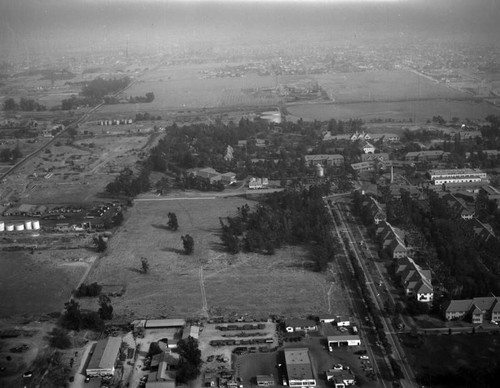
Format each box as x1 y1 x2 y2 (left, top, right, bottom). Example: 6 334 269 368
86 337 122 377
428 168 487 186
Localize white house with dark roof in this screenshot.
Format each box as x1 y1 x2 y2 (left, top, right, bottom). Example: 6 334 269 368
396 257 433 302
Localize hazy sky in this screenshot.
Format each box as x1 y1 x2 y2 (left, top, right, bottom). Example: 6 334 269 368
1 0 499 56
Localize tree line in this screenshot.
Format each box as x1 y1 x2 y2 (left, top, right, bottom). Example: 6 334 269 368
3 97 46 111
219 183 336 271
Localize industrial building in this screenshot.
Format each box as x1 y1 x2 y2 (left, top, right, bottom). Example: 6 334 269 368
284 348 316 387
427 168 487 186
86 337 122 378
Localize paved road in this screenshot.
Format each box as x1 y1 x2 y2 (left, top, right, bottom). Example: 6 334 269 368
334 202 418 388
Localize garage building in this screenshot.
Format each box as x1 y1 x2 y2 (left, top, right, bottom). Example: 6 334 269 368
327 335 361 351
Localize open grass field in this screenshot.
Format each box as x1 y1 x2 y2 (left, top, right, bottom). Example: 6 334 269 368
314 70 467 103
84 195 349 320
286 99 500 122
98 64 279 114
0 249 92 318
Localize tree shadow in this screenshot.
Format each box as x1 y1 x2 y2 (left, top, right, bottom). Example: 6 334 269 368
127 267 144 274
162 247 185 255
151 223 171 231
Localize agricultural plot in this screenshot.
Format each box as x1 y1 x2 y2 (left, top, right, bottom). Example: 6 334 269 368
85 196 349 320
0 250 91 317
286 99 500 122
99 64 279 114
314 70 467 103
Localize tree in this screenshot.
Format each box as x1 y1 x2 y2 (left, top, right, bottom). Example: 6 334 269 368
167 212 178 231
98 294 113 320
61 299 82 331
176 337 202 383
141 257 149 274
3 98 17 111
93 235 107 252
48 328 72 349
181 234 194 255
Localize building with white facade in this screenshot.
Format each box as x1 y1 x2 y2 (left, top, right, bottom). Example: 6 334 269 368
428 168 488 186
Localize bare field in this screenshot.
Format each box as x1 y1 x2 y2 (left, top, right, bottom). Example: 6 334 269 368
0 249 93 318
85 196 349 320
287 99 500 122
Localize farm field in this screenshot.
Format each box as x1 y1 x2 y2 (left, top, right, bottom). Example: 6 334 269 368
84 196 349 320
314 70 467 103
0 249 92 317
286 99 500 122
98 64 280 114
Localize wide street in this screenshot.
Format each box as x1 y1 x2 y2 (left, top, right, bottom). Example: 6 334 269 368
326 196 418 388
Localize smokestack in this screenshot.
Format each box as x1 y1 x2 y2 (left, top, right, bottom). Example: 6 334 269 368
390 165 394 184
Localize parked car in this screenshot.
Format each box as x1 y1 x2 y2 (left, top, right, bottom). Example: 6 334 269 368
491 320 498 325
23 371 33 378
359 355 369 360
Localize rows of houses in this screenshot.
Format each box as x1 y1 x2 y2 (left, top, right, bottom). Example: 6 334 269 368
445 296 500 324
362 195 434 303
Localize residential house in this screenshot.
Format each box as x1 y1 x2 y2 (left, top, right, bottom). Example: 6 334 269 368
327 335 361 350
326 370 355 387
361 141 375 154
146 351 178 388
366 197 387 225
405 150 449 163
445 296 500 323
360 153 389 162
221 172 237 185
396 257 433 302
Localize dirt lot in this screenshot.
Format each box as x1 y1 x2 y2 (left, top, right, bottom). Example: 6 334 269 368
83 196 350 321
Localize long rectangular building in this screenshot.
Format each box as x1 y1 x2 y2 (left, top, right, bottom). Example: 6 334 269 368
428 168 487 186
86 337 122 377
284 348 316 388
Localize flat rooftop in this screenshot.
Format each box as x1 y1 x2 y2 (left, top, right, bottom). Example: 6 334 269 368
284 348 314 380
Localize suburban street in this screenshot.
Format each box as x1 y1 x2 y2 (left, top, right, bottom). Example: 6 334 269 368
327 197 418 388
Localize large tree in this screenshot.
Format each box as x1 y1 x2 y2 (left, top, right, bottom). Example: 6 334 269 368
181 234 194 255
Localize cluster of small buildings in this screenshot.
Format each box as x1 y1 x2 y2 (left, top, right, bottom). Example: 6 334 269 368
98 118 133 126
445 296 500 324
248 177 269 190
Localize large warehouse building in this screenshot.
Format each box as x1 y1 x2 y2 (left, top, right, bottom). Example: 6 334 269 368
86 337 122 378
284 348 316 388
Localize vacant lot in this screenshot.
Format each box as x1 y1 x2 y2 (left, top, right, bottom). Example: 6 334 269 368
314 70 466 103
85 196 349 320
0 250 92 318
287 99 500 122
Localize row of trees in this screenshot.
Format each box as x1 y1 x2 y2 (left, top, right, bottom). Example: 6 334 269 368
219 183 336 271
105 167 151 197
60 296 113 332
3 97 46 111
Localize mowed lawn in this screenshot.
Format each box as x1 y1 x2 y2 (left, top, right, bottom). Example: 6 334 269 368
87 195 349 320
